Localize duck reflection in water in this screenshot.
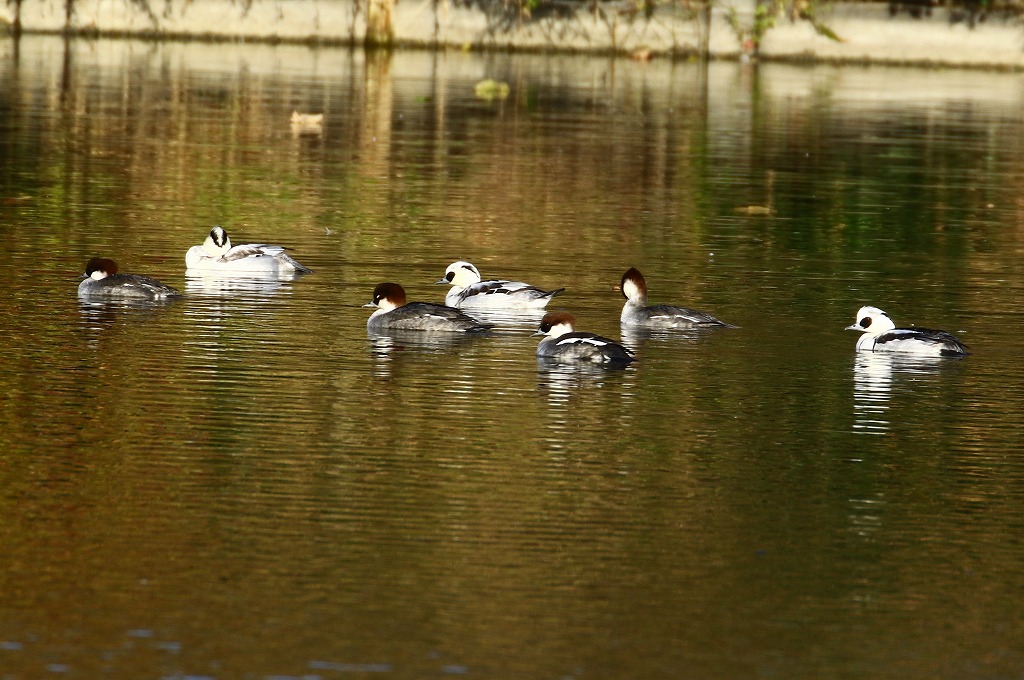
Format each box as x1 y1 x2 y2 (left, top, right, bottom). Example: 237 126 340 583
447 306 548 331
852 352 950 436
367 331 488 381
618 324 717 355
852 353 895 435
536 358 638 436
184 272 296 297
537 358 629 391
368 329 485 354
77 298 175 339
181 274 298 349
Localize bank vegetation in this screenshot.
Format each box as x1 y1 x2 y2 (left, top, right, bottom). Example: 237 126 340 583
3 0 1024 66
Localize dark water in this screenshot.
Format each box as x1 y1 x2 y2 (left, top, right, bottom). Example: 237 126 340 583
2 37 1024 679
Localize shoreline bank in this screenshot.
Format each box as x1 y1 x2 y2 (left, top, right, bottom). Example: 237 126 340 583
2 0 1023 69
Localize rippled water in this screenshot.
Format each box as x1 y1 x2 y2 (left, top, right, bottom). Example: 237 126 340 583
2 37 1024 679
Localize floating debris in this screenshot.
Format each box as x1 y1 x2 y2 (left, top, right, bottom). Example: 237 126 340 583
474 79 509 101
290 110 324 135
734 205 775 215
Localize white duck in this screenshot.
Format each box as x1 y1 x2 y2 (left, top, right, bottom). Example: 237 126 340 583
185 226 312 275
436 261 563 309
845 306 968 357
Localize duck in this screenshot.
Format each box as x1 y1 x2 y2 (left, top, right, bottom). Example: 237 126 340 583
78 257 181 300
364 282 493 333
437 261 564 309
533 312 634 364
185 226 312 274
620 267 731 328
845 306 969 357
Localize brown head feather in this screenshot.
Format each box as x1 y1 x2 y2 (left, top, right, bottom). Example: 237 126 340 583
620 267 646 300
372 282 407 307
85 257 118 276
538 311 576 334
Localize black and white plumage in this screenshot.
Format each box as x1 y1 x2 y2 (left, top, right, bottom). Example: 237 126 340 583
185 226 312 274
534 312 634 364
845 306 969 357
364 282 493 333
620 267 731 329
437 261 564 309
78 258 182 300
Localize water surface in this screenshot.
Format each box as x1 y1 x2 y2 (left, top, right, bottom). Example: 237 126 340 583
1 37 1024 679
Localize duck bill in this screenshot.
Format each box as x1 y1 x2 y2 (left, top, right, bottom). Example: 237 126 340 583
433 278 449 285
844 324 865 332
362 302 378 308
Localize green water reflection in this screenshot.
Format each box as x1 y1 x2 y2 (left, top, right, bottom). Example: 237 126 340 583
1 36 1023 679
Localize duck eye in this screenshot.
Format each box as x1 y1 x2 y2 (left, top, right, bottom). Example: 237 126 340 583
859 317 872 328
445 272 455 282
540 323 551 333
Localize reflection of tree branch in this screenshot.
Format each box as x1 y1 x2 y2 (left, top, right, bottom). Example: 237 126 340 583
57 0 162 30
350 0 362 37
888 0 1024 28
128 0 161 27
461 0 845 57
11 0 23 36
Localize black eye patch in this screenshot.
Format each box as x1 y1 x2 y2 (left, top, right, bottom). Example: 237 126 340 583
859 317 872 328
540 322 551 333
445 272 455 282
